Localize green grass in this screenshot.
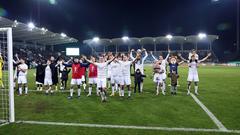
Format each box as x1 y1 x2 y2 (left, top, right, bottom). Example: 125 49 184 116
1 65 240 134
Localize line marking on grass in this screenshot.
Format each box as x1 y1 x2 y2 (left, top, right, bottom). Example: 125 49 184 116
190 93 228 131
17 120 240 133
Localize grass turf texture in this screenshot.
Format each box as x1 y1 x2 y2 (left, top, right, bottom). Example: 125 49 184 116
1 66 240 134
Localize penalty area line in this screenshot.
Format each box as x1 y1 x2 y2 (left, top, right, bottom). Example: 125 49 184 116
16 120 240 133
190 93 228 131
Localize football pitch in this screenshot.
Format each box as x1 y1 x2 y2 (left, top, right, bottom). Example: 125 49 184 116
0 66 240 135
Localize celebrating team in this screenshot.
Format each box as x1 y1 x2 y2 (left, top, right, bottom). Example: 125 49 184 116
11 49 211 102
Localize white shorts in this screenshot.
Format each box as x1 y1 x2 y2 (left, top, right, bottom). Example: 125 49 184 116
81 76 85 82
111 76 121 84
153 73 163 83
44 78 52 85
71 79 82 85
97 78 107 88
187 73 199 82
18 76 27 84
122 76 131 85
89 77 97 84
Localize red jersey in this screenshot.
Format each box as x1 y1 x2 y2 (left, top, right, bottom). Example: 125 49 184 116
78 66 86 77
88 64 97 78
72 63 82 79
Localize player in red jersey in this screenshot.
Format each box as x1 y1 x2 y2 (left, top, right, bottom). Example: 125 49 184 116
87 56 98 97
64 57 89 99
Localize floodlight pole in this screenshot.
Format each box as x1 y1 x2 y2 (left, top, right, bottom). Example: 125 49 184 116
181 42 184 53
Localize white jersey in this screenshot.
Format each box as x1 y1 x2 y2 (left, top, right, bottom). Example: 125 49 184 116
18 63 28 76
188 53 199 60
110 61 120 77
130 51 148 74
95 62 108 79
119 61 132 77
187 60 199 82
188 60 198 74
107 64 112 78
45 65 52 80
151 53 169 71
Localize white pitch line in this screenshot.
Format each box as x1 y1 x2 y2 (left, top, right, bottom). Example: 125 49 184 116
190 93 228 131
17 120 240 134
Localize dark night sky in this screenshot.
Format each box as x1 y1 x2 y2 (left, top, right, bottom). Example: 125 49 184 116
0 0 238 53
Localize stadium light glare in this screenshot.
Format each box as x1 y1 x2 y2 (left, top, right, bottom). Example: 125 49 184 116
198 33 207 39
93 37 100 42
27 22 35 30
122 36 129 41
61 33 67 38
166 34 173 40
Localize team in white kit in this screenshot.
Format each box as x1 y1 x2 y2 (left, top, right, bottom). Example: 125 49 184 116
13 49 211 102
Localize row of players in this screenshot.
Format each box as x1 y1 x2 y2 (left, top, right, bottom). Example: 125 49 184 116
11 49 211 102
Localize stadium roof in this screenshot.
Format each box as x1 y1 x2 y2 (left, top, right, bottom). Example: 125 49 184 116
0 17 78 46
83 35 219 47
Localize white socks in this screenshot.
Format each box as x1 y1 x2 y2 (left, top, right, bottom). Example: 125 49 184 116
140 83 143 92
128 91 131 97
19 87 22 95
70 89 73 97
156 85 159 95
111 86 115 95
121 90 124 97
195 86 198 94
88 87 92 95
83 83 86 90
78 89 81 97
25 87 28 94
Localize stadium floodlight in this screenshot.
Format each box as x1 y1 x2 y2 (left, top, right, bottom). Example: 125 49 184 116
61 33 67 38
41 27 48 34
122 36 129 41
27 22 35 30
12 20 18 27
198 33 207 39
93 37 100 43
166 34 173 40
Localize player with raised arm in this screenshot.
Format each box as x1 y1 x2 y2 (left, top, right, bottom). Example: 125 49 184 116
150 49 170 93
87 56 98 97
84 55 115 102
109 54 121 97
130 48 148 93
64 57 89 99
50 54 60 91
43 60 54 95
17 58 28 96
116 54 136 98
178 52 211 95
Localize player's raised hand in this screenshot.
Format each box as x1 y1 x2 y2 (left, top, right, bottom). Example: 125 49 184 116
150 51 153 55
207 52 212 57
142 48 146 51
177 53 181 56
168 49 171 53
